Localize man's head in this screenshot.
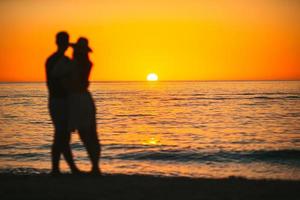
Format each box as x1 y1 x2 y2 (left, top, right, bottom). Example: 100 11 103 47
55 31 69 52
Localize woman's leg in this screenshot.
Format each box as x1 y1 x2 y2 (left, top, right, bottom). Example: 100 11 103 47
78 125 101 174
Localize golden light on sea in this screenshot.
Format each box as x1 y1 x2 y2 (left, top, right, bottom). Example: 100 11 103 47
142 137 160 145
147 73 158 81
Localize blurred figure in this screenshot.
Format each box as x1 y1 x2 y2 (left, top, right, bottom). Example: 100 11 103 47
69 37 101 174
45 31 79 175
51 37 101 174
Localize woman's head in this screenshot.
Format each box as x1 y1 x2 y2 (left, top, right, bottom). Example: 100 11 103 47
71 37 92 59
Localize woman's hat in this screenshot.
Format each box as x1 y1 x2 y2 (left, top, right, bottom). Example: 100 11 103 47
71 37 92 52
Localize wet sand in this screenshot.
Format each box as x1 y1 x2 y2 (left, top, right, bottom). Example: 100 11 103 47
0 173 299 200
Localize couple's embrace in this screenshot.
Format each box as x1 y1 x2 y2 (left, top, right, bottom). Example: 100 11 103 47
46 31 100 175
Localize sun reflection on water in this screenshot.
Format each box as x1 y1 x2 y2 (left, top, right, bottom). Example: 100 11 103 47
1 82 300 179
142 137 160 145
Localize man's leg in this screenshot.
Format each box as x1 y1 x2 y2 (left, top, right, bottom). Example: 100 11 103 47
49 98 63 174
51 129 61 174
50 97 79 174
60 130 80 173
59 98 80 173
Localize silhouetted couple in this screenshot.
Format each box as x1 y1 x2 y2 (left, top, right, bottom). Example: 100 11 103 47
46 31 100 175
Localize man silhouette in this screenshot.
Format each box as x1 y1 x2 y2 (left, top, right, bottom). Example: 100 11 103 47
46 31 79 175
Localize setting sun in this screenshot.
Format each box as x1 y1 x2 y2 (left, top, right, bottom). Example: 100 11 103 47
147 73 158 81
0 2 300 195
0 1 300 81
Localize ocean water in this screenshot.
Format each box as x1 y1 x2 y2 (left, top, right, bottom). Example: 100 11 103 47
0 81 300 179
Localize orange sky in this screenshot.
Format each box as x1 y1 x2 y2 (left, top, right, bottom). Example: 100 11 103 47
0 0 299 81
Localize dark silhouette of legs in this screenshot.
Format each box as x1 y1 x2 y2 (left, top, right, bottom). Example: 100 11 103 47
63 130 79 172
51 128 79 174
78 123 100 174
76 93 101 174
49 98 79 174
51 131 61 174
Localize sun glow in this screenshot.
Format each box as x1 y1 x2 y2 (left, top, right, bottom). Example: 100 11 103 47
147 73 158 81
142 137 160 145
1 1 300 81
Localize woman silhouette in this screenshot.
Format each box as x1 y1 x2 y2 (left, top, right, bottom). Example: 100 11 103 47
68 37 101 174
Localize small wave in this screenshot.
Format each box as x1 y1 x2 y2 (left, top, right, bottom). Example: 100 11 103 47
102 143 178 151
248 149 300 160
168 98 186 101
168 95 300 101
285 96 300 99
115 149 300 165
0 152 47 160
252 96 300 100
191 93 205 96
252 96 274 99
0 167 49 175
115 114 153 117
221 92 300 96
104 144 154 150
0 144 15 150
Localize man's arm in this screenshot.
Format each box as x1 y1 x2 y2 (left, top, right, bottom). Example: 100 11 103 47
51 57 72 78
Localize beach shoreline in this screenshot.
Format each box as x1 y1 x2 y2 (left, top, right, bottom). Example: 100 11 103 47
0 173 299 200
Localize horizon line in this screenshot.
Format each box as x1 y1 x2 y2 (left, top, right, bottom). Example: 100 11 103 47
0 79 300 84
